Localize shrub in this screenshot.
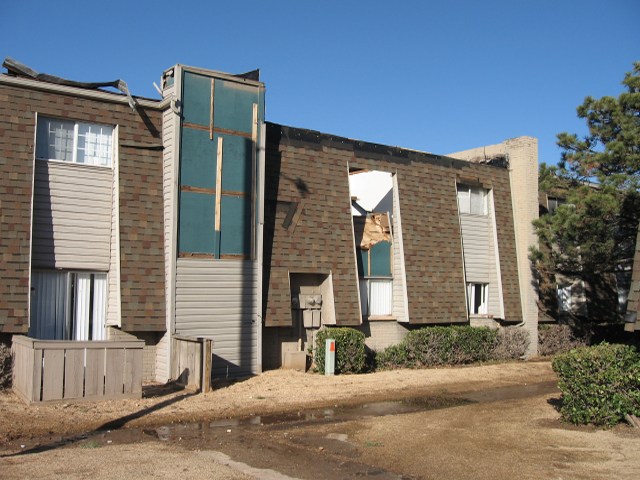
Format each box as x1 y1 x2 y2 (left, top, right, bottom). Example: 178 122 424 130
375 343 409 370
493 327 530 360
539 324 588 357
315 328 366 374
377 326 498 370
552 343 640 426
0 343 12 390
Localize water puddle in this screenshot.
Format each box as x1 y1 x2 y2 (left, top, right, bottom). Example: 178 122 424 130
12 380 559 454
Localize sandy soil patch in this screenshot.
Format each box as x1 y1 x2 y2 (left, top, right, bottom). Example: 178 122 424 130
0 361 555 446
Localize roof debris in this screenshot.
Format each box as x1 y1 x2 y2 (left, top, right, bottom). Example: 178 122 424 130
2 57 137 110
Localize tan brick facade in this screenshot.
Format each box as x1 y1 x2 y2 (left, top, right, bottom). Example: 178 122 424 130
264 124 523 328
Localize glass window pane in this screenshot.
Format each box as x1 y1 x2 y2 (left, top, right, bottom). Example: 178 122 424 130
359 279 369 317
37 118 74 161
29 271 70 340
457 187 470 214
470 188 485 215
92 273 107 340
77 123 113 166
369 279 393 316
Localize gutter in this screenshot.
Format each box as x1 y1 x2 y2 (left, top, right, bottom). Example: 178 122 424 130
0 74 170 110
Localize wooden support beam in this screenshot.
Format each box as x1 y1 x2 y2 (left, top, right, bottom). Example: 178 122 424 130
251 103 258 260
215 136 223 257
209 79 215 140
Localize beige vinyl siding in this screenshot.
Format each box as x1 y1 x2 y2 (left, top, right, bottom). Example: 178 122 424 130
460 210 501 317
156 85 177 382
32 161 112 270
391 176 409 322
107 135 120 326
155 331 171 383
175 258 258 378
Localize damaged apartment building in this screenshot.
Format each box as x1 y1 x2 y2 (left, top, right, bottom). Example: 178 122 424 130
0 58 539 388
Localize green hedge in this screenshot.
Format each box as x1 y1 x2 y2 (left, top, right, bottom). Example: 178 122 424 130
315 328 366 374
552 343 640 426
377 326 501 369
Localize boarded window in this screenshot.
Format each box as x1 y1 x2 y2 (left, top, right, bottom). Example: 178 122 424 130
177 71 264 258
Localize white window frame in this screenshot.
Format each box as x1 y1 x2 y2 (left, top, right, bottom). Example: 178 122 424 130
457 185 487 215
467 282 488 315
36 116 114 168
359 278 393 317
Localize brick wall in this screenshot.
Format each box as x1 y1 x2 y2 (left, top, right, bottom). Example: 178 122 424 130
263 125 361 326
107 327 161 382
0 78 166 334
0 84 32 333
118 135 166 332
264 123 522 327
357 320 410 352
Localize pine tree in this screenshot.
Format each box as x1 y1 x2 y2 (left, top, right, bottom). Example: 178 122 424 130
532 62 640 323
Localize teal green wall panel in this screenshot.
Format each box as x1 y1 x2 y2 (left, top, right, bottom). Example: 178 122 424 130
182 72 212 126
180 128 217 189
220 196 251 255
214 79 259 134
221 134 252 193
178 69 263 257
370 241 392 277
179 191 216 254
357 249 368 277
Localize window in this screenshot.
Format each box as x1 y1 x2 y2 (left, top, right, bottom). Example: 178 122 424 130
30 271 107 340
357 240 393 317
557 284 572 313
547 197 566 215
36 117 114 167
457 185 487 215
359 278 393 317
467 283 488 315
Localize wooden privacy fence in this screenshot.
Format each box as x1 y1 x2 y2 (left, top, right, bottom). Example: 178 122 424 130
12 335 144 404
171 334 213 393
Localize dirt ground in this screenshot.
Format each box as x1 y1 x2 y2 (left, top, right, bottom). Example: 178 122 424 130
2 361 639 479
0 361 555 445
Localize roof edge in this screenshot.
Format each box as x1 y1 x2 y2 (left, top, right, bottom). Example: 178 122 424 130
0 74 168 110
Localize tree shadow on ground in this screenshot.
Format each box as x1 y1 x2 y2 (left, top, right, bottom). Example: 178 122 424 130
547 396 563 413
1 387 198 458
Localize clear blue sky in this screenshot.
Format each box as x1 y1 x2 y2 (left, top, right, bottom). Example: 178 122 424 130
2 1 638 165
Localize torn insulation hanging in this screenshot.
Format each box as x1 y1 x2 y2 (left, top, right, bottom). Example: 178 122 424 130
355 213 391 250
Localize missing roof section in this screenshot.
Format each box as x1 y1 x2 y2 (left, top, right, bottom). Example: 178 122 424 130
2 57 138 110
463 151 510 168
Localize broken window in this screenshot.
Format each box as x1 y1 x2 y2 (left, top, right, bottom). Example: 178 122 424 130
350 170 394 318
457 185 487 215
354 214 393 317
36 117 114 167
